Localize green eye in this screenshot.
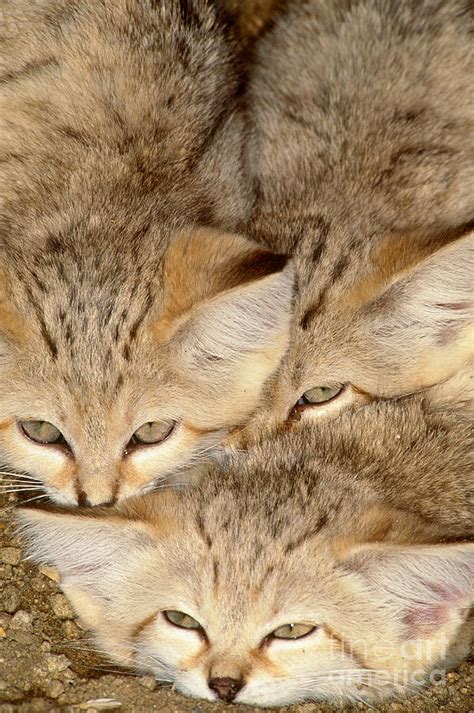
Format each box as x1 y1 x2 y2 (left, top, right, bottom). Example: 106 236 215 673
131 420 176 446
163 610 202 630
19 420 65 445
296 385 344 407
271 623 316 640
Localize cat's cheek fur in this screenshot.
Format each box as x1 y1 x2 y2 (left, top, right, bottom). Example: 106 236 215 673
172 671 216 702
0 421 77 503
111 426 221 500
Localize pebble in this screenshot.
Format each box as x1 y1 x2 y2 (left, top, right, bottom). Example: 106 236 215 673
0 626 6 637
0 547 21 566
62 619 81 640
45 653 71 674
139 674 156 690
9 610 32 629
1 584 21 613
39 564 60 583
47 679 65 698
74 701 123 711
51 593 74 619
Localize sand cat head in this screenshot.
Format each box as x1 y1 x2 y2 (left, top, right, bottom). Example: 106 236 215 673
18 401 473 706
266 231 474 425
0 227 293 505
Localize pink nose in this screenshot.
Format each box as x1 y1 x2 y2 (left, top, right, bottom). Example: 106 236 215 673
208 676 243 702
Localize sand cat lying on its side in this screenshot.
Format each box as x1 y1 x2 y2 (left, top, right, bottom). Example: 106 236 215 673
18 396 473 706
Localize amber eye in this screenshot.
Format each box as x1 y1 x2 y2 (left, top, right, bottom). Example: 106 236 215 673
131 420 176 446
19 420 66 446
271 623 316 640
296 385 344 407
163 610 202 630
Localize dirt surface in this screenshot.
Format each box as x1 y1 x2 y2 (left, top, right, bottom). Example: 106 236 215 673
0 492 472 713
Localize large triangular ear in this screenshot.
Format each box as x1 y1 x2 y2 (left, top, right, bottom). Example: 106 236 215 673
16 506 156 626
16 506 155 580
344 542 474 641
363 232 473 395
158 228 295 425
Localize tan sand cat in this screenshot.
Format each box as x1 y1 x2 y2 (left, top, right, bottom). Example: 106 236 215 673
0 0 294 506
245 0 474 424
18 396 473 706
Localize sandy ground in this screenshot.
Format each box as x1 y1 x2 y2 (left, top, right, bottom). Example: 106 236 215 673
0 492 472 713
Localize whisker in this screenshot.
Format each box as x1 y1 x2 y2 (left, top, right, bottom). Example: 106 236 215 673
0 485 44 491
14 493 50 506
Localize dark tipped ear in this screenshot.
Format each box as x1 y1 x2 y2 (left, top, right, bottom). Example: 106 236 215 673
345 542 474 640
363 233 473 395
173 263 294 422
159 227 292 328
158 228 295 425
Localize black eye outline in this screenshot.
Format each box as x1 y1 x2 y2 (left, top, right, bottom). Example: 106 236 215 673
125 419 177 453
18 420 72 453
162 609 204 632
294 384 346 411
265 623 318 644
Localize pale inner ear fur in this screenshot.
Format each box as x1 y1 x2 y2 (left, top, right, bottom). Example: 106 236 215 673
155 226 292 342
344 541 473 642
361 232 474 395
151 228 295 425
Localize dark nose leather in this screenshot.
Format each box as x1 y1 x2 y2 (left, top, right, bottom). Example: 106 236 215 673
77 491 90 508
208 676 243 702
77 492 116 508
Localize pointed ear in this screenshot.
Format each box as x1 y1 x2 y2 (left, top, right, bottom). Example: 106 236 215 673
16 507 153 587
16 507 151 577
364 232 473 395
16 507 156 628
344 542 474 640
159 228 295 424
173 265 294 420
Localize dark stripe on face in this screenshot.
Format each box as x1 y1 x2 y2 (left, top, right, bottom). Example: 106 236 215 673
256 564 275 591
283 516 328 554
299 289 328 330
24 287 58 360
131 610 159 644
196 513 212 549
129 288 155 344
212 556 219 591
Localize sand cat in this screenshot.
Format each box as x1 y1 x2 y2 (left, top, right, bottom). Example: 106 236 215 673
0 0 294 506
18 396 473 706
245 0 474 423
